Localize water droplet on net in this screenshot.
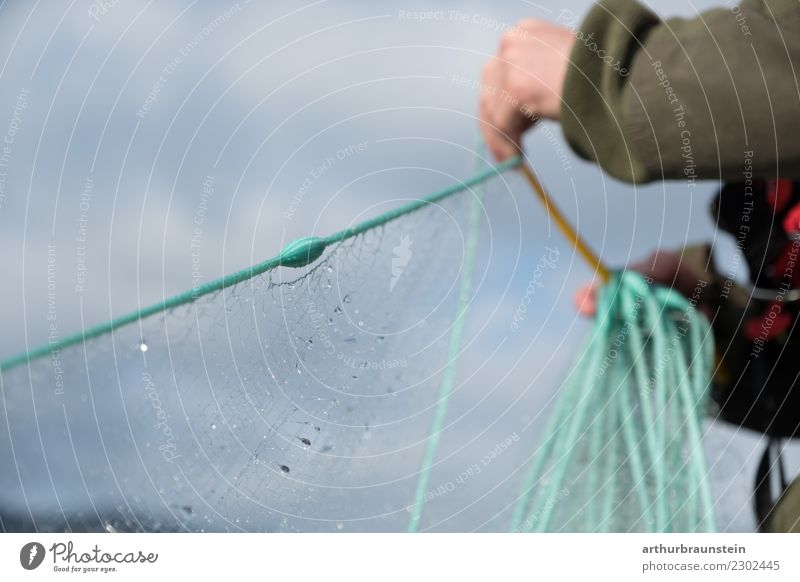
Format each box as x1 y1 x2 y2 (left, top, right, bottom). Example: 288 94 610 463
342 294 352 304
139 340 148 352
211 424 217 430
279 464 290 474
296 363 303 374
298 437 311 446
336 522 344 531
327 317 334 326
333 306 343 315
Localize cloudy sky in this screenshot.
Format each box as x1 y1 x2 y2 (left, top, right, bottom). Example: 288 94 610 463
0 0 792 531
0 0 731 351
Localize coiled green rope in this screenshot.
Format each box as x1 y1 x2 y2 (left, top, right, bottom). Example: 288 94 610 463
509 271 716 532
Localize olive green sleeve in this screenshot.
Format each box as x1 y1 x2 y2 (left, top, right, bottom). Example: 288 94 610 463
560 0 800 183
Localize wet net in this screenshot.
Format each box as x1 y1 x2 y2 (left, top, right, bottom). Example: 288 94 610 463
0 156 516 533
0 154 716 533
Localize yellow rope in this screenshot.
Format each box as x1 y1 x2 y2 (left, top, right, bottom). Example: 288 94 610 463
520 163 610 282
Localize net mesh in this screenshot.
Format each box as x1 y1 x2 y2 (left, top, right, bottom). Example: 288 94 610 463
0 163 717 533
1 183 494 532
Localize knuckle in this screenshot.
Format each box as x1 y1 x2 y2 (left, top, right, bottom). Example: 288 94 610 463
506 71 530 98
517 18 541 31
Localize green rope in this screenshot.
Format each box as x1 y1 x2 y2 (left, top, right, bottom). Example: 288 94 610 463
510 271 717 532
0 155 521 373
407 150 488 533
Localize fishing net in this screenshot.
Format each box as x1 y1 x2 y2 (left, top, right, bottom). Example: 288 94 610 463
510 271 716 532
0 153 717 533
0 157 517 533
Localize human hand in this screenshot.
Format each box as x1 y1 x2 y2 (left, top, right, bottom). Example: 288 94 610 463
480 19 575 161
574 250 709 317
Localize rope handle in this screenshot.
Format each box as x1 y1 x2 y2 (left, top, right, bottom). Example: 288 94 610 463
519 163 610 283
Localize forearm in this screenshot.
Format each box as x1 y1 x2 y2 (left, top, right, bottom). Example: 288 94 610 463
561 0 800 183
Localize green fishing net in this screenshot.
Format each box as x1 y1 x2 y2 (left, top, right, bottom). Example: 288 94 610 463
0 155 716 533
0 157 511 533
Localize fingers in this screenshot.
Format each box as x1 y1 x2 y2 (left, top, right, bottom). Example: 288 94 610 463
629 250 701 297
480 59 515 161
574 250 677 317
479 57 530 162
576 250 708 318
574 283 598 317
629 251 679 285
478 19 574 161
480 108 521 161
627 250 708 306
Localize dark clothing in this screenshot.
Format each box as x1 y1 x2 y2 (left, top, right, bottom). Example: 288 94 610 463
561 0 800 531
562 0 800 183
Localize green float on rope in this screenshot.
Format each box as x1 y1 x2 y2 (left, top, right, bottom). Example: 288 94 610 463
0 142 718 533
0 155 522 373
